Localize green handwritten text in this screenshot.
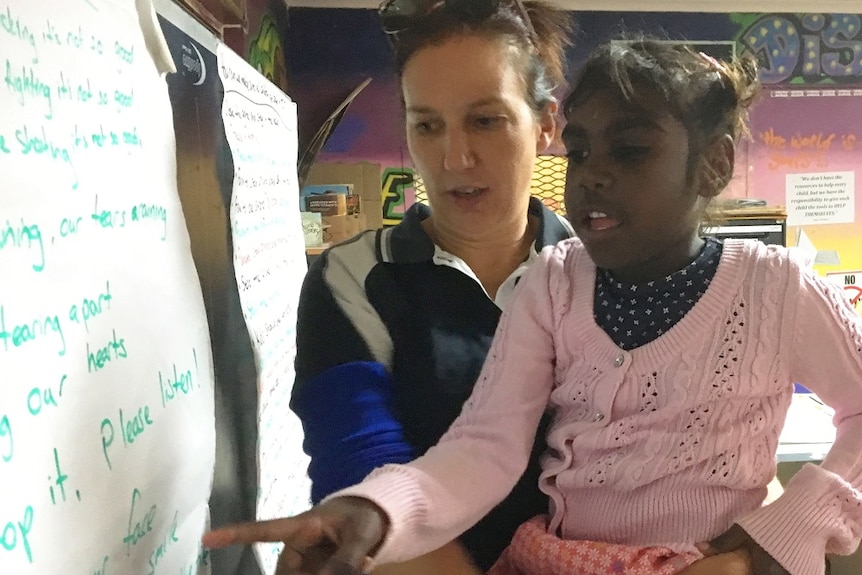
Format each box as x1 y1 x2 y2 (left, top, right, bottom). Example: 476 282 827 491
0 505 33 564
91 556 108 575
86 328 127 373
0 414 11 462
0 305 65 356
69 280 112 332
0 6 37 63
0 217 45 272
159 360 194 408
27 378 61 416
4 59 53 119
123 488 156 554
147 510 179 575
47 447 80 505
100 403 153 470
130 203 167 240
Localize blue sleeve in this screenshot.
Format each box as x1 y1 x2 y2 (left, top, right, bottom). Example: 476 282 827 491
292 249 414 503
292 361 415 504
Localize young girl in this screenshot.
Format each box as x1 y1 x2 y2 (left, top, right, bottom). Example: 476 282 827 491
204 40 862 575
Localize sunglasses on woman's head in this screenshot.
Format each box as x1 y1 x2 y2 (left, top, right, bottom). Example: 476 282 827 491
378 0 539 48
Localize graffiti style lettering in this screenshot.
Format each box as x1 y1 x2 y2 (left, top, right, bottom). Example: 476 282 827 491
821 15 862 78
760 127 786 149
800 14 825 76
790 132 835 150
741 16 800 84
759 127 858 170
381 168 416 226
738 13 862 83
247 14 288 92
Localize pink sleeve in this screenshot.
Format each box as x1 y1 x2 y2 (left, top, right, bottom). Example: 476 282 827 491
737 255 862 575
324 245 565 565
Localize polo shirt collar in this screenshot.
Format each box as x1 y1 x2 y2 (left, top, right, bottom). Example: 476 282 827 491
379 196 573 264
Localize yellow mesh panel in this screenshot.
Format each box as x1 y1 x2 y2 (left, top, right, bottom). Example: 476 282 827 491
414 175 428 205
533 155 567 214
412 155 568 215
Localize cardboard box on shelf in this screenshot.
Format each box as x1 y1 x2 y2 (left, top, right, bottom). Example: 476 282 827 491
305 192 346 216
360 199 383 229
322 214 362 245
306 162 383 229
301 183 352 206
302 184 361 217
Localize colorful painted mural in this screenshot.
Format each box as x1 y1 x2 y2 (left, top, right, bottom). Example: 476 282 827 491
283 11 861 185
381 167 417 226
732 13 862 84
247 13 289 93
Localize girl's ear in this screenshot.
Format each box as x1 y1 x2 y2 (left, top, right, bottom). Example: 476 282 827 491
698 134 735 198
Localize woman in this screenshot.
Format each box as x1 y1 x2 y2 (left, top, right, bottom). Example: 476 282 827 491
206 1 574 573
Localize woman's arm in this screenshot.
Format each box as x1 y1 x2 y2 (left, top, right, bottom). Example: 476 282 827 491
329 246 564 565
292 239 414 502
292 240 484 573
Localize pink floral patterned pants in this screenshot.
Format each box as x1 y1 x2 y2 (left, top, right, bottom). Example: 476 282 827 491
488 516 701 575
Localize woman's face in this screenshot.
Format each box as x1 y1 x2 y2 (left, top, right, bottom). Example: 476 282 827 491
401 34 556 238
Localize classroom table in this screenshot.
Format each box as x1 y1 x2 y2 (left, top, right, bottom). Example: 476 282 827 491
776 392 836 463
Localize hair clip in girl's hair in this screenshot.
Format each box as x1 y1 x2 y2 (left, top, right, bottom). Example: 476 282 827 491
698 51 727 75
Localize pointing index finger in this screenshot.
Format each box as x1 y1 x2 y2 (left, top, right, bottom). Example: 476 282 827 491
203 517 299 549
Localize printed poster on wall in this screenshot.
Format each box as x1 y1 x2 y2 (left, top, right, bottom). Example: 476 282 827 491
786 171 855 226
216 43 312 575
0 0 216 573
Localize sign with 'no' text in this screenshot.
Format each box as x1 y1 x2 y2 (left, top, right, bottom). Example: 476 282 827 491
826 271 862 314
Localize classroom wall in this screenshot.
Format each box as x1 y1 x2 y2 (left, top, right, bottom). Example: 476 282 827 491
285 9 862 310
282 10 862 163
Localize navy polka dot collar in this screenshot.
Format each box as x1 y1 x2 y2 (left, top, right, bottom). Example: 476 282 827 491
594 238 724 350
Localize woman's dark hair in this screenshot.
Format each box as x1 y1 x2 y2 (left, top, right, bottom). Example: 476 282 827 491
564 38 761 189
389 1 574 114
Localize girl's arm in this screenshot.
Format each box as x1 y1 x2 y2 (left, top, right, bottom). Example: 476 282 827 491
326 246 564 565
736 257 862 575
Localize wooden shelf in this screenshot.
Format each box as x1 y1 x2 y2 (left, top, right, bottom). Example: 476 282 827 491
713 202 787 220
176 0 247 35
305 244 330 256
720 207 787 220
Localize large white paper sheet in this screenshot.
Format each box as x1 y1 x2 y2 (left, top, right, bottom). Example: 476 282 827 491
217 43 312 575
0 0 215 573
